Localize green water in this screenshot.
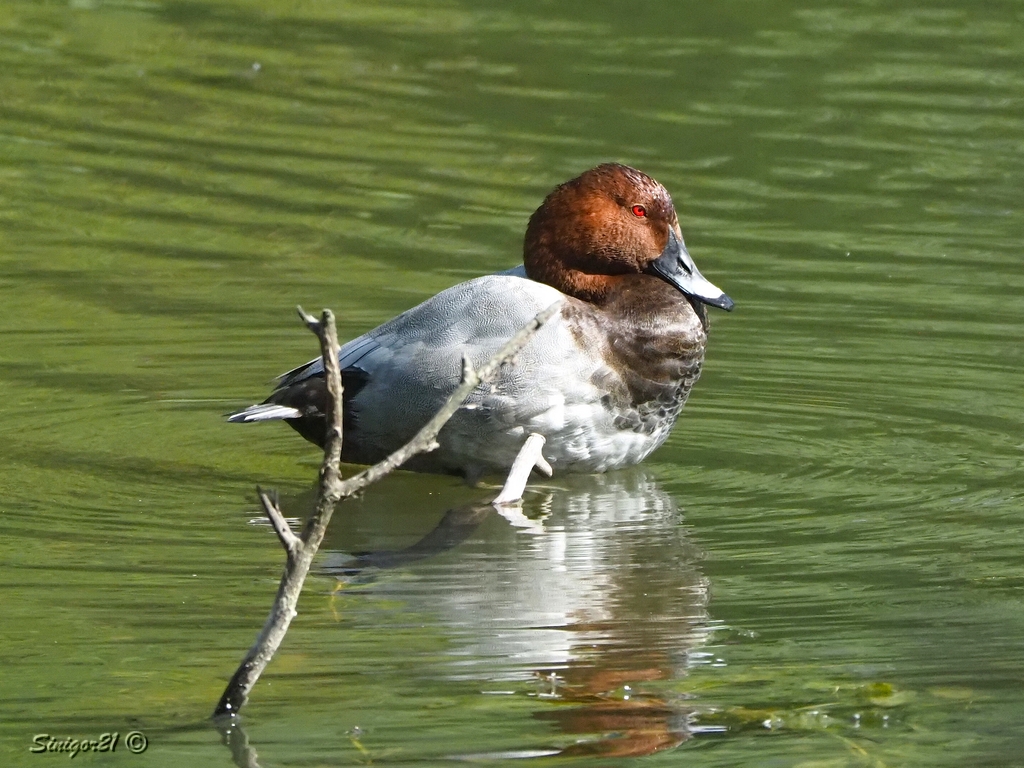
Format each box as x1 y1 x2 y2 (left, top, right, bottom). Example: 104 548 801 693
2 0 1023 765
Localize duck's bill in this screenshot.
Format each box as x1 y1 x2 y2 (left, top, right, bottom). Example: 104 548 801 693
648 229 735 311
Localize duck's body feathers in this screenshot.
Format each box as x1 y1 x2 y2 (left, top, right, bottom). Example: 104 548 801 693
230 273 706 476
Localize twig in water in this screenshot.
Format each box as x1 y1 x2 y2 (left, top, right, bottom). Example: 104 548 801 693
213 300 560 717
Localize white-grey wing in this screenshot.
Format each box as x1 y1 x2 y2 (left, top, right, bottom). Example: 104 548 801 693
337 276 567 447
273 265 528 391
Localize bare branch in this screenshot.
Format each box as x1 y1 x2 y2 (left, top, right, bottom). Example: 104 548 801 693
256 486 301 558
295 304 320 333
214 299 560 719
215 308 344 718
304 307 345 526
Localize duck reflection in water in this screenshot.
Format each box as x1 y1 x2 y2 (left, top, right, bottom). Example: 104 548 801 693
319 469 710 758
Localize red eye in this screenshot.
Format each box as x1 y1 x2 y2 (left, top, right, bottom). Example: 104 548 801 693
631 204 647 218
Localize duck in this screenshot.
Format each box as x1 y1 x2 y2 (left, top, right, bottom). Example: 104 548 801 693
228 163 733 477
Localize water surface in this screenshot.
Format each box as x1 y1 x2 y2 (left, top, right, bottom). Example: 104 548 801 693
1 0 1023 765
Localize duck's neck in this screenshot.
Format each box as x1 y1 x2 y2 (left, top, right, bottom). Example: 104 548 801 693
541 268 623 303
523 244 618 302
597 274 707 331
561 275 708 366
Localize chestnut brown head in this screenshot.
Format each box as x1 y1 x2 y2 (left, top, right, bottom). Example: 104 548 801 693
523 164 733 310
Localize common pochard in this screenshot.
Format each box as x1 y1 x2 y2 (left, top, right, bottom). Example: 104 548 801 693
229 164 733 477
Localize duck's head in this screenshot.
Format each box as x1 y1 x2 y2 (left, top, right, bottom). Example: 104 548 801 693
523 163 734 310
